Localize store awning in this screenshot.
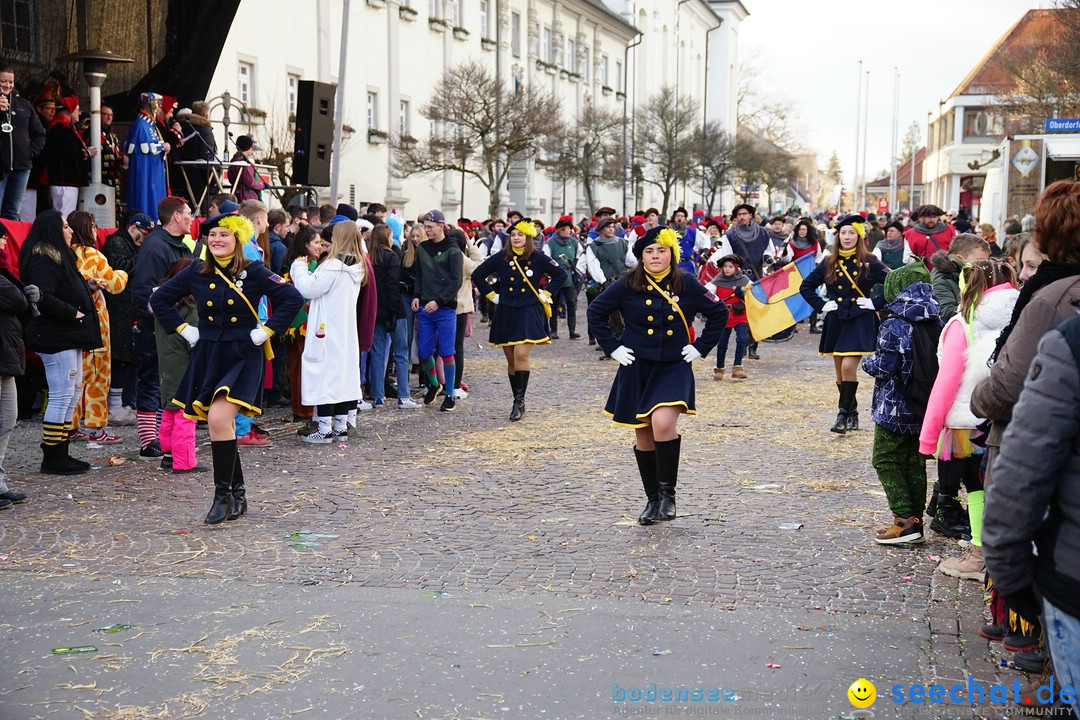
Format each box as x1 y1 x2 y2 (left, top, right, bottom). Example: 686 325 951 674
1045 136 1080 160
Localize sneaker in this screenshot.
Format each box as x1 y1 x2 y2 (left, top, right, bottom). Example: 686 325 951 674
397 397 422 409
251 424 270 440
172 464 209 474
440 395 456 412
333 429 349 443
454 389 468 400
874 516 925 545
237 432 271 448
69 428 90 442
1011 647 1048 673
1003 632 1040 653
0 490 27 504
357 400 373 412
109 406 137 426
937 544 984 581
87 429 123 444
299 428 333 444
374 398 385 408
138 440 164 460
0 497 10 510
160 453 174 470
460 381 469 392
423 384 439 405
713 368 725 381
979 623 1005 642
296 421 319 436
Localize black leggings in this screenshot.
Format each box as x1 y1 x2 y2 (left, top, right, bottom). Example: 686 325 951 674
454 312 467 389
317 400 356 416
937 455 984 496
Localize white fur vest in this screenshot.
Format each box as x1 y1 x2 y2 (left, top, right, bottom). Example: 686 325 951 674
940 284 1019 429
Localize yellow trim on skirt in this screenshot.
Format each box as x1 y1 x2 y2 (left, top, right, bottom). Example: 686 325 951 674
820 351 873 357
490 337 551 348
179 386 262 421
604 401 694 428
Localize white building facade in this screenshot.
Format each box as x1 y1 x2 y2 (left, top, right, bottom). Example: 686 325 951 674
203 0 745 220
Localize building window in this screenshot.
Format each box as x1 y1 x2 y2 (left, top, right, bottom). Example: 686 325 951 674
400 100 411 134
367 91 379 130
429 0 439 19
479 0 489 39
287 74 300 114
511 11 521 57
238 61 254 105
601 54 609 85
566 38 575 70
451 0 460 26
1 0 36 58
542 26 552 63
615 60 623 92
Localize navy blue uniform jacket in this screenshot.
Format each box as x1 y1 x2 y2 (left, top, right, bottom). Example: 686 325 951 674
150 260 304 341
587 271 729 362
472 251 568 307
798 256 888 320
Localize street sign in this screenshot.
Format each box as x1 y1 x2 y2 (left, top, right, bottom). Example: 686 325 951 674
1045 118 1080 132
877 198 888 213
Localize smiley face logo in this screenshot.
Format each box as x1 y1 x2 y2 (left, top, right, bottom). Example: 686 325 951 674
847 678 876 708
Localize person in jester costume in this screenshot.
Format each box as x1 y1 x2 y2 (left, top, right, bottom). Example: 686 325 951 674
125 92 169 216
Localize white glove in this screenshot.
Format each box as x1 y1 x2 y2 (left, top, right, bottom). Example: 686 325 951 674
820 300 838 314
856 297 876 310
490 293 500 305
249 326 271 346
179 325 200 347
681 344 702 363
610 345 636 367
539 289 553 305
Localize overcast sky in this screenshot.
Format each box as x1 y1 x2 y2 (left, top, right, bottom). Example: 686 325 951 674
739 0 1049 184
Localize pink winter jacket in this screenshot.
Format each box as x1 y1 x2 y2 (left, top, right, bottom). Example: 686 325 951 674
918 283 1019 455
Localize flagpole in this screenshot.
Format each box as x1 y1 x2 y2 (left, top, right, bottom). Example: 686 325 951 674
889 67 899 213
861 69 869 213
854 60 862 212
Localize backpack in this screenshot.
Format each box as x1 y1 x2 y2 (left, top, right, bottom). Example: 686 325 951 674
893 317 942 418
1059 310 1080 373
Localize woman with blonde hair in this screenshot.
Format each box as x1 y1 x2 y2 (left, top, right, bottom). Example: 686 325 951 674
291 221 368 443
150 213 303 523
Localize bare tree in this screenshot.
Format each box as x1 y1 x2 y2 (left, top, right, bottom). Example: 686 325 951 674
736 52 800 152
760 150 796 213
898 121 920 163
634 87 701 217
544 103 625 214
694 121 736 216
392 61 563 217
995 1 1080 132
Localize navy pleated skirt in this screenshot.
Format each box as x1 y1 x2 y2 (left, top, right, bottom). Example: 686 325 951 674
488 302 551 347
173 338 265 420
604 357 695 428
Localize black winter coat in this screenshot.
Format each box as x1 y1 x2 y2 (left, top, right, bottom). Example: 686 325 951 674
101 229 140 363
21 243 102 354
373 248 405 325
43 120 88 187
0 93 47 172
0 268 29 376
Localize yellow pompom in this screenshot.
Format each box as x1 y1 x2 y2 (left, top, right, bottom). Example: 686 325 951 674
218 214 254 245
514 220 538 238
656 227 682 266
851 221 866 240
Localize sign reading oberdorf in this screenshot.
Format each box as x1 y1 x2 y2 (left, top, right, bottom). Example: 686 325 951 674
1045 118 1080 132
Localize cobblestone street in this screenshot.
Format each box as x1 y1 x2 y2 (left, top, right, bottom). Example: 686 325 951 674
0 326 1030 719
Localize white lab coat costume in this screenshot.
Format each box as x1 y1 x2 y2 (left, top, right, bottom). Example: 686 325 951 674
290 256 365 407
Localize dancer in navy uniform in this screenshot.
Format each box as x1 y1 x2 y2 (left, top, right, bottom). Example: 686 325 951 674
799 214 888 433
473 218 567 421
150 214 303 524
587 227 728 525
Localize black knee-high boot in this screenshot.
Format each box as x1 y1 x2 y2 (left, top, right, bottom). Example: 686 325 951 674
508 373 522 422
513 370 530 421
846 382 860 430
831 382 849 434
206 440 236 525
634 446 660 525
567 302 579 339
228 450 247 520
655 435 681 521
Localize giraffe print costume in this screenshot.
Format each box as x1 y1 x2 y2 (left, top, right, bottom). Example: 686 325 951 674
72 245 128 431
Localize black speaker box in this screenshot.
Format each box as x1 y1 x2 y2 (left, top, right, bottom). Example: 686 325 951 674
293 80 336 186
